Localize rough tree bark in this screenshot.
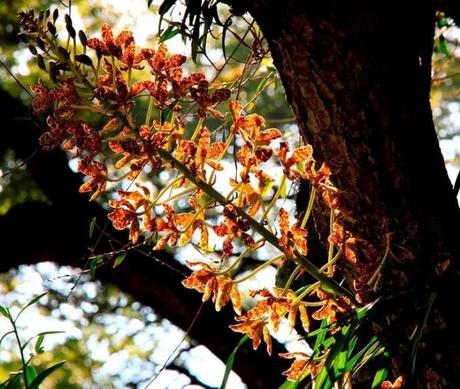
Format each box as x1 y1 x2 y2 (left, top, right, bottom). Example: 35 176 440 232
240 0 460 386
0 88 285 389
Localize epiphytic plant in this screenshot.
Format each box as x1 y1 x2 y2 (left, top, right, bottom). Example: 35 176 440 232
17 8 399 388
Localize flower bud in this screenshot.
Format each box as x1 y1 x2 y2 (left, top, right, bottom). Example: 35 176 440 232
47 21 56 35
58 46 70 60
36 37 46 51
64 14 72 27
17 33 28 43
49 61 59 83
28 45 38 55
78 30 88 46
37 54 46 71
75 54 93 66
66 24 76 38
52 8 59 22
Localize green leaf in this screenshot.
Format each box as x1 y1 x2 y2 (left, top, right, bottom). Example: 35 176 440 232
437 17 449 28
220 336 249 389
25 366 37 386
278 380 298 389
113 252 126 269
347 335 358 359
88 217 97 238
159 25 181 42
371 368 388 389
0 305 9 318
29 361 65 389
159 0 177 15
316 324 355 388
15 292 47 322
313 319 329 354
439 35 451 59
90 256 104 277
35 335 45 354
336 349 348 372
161 107 172 123
345 336 378 371
321 336 335 350
19 331 65 353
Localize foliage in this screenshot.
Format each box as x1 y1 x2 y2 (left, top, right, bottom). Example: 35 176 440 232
0 293 65 389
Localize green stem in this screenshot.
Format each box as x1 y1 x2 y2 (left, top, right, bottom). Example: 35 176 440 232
155 187 195 205
215 239 265 275
300 187 316 229
293 282 320 305
327 208 335 275
320 248 342 272
157 148 358 306
233 254 284 284
111 55 117 92
366 234 392 289
190 117 204 141
145 97 154 127
282 264 302 295
259 175 286 225
151 175 185 205
9 314 29 389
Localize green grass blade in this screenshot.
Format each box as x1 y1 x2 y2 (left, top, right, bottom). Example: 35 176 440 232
219 336 249 389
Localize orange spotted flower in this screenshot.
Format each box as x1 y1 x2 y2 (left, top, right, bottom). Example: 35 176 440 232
381 376 405 389
108 187 154 243
230 100 282 174
229 179 262 217
175 127 226 180
119 42 154 71
77 158 108 201
190 79 231 118
249 288 310 333
175 196 210 250
278 208 308 257
311 289 350 325
230 288 311 356
279 352 321 382
278 142 336 200
87 23 134 58
94 60 146 109
153 204 180 250
213 204 256 258
231 317 272 355
30 82 54 114
182 261 242 314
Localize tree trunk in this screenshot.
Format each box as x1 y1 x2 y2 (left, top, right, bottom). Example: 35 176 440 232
247 0 460 386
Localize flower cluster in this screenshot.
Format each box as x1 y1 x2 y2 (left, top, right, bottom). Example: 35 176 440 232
21 10 367 386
